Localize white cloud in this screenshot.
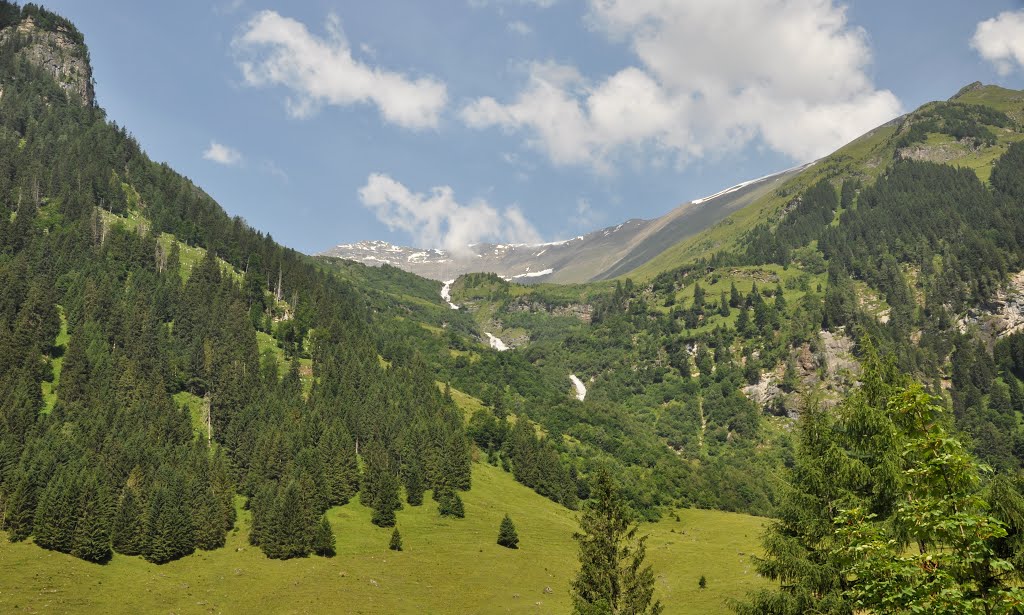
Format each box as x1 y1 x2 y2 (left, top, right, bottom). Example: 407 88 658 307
234 11 448 130
262 160 289 181
462 0 901 171
972 10 1024 76
203 141 243 166
359 173 541 254
508 20 533 35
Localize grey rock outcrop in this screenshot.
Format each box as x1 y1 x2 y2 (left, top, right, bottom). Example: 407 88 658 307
0 16 93 105
957 270 1024 345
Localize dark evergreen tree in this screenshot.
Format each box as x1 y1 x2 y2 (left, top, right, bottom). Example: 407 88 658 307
389 527 403 552
262 480 313 560
497 513 519 549
437 488 465 519
111 485 146 556
571 469 662 615
2 471 35 542
405 460 425 507
312 516 335 557
144 472 195 564
729 282 742 308
33 470 78 553
71 477 112 564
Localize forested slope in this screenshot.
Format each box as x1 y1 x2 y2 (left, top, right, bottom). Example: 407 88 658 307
0 1 475 564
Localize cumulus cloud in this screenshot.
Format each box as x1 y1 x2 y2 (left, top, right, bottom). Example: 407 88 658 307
462 0 901 171
203 141 243 166
233 11 448 129
972 10 1024 75
359 174 541 254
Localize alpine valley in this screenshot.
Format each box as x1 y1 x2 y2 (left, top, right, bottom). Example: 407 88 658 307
4 2 1024 615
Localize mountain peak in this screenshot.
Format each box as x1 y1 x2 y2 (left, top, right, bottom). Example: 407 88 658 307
950 81 986 100
0 2 93 105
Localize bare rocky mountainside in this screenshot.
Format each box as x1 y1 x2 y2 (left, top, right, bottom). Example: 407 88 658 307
321 164 807 284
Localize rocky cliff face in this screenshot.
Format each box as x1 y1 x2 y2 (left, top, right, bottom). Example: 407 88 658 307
957 270 1024 345
0 16 93 105
505 298 592 323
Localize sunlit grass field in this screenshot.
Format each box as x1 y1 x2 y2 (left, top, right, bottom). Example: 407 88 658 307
0 463 768 614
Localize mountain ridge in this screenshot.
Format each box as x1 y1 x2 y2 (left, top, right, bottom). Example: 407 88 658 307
321 163 807 283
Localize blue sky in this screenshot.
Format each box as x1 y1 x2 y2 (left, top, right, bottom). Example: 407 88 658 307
38 0 1024 254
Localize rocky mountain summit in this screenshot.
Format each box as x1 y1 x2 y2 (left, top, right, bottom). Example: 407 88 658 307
0 12 93 105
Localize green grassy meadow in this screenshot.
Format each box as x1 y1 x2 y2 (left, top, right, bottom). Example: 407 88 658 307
0 463 767 614
40 306 68 414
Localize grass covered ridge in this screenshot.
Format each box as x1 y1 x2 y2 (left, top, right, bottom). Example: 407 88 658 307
0 463 767 614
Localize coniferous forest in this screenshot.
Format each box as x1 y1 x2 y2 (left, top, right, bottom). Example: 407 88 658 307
0 1 472 564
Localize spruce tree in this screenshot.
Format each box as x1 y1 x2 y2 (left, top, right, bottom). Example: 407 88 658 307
734 348 906 615
736 306 751 335
437 488 465 519
192 487 226 551
497 514 519 549
405 461 425 506
319 424 358 506
33 471 77 553
71 478 112 564
571 469 662 615
389 527 403 552
209 447 236 532
312 516 335 557
263 480 313 559
692 282 705 312
370 471 402 528
144 474 195 564
112 487 146 556
3 471 36 542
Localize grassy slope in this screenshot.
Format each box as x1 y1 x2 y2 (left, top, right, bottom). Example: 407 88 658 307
626 120 898 281
173 390 208 440
0 462 767 615
98 209 235 282
664 264 826 335
40 306 68 413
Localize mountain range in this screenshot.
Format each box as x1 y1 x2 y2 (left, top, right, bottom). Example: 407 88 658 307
321 163 808 284
6 1 1024 613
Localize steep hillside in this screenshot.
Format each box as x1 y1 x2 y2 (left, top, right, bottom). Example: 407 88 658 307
626 83 1024 280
